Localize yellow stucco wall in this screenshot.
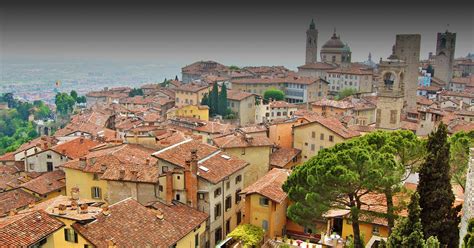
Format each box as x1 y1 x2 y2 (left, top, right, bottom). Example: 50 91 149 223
48 218 92 248
223 146 271 187
175 88 210 107
293 123 348 162
64 168 108 201
244 194 287 239
176 220 207 248
341 219 389 245
169 105 209 121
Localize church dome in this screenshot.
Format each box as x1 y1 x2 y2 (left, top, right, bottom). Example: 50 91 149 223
322 32 345 49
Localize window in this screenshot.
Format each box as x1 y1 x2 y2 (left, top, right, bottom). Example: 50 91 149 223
241 148 245 155
47 162 53 172
329 135 334 142
162 166 168 173
195 233 199 248
372 225 380 235
390 110 398 124
47 154 52 159
214 188 221 198
226 181 230 190
175 194 180 201
320 146 324 150
215 227 222 244
262 220 269 231
320 133 324 140
84 245 90 248
304 142 308 146
93 173 99 180
64 228 78 243
259 197 269 206
226 218 231 235
311 131 315 138
311 144 315 151
91 187 101 199
237 211 242 224
159 185 163 192
214 203 222 220
235 189 242 204
225 196 232 211
235 175 242 184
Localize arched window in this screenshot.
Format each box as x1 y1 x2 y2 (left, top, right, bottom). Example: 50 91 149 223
383 72 395 89
440 38 447 48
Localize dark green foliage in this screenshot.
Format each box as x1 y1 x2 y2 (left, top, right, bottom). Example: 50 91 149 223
425 236 440 248
76 96 87 104
263 88 285 101
426 64 435 77
175 75 179 81
417 123 460 248
218 84 228 116
201 93 209 106
229 65 240 71
388 192 425 247
55 92 76 115
33 101 52 120
0 93 16 108
70 90 78 101
128 88 144 97
463 219 474 248
209 83 219 115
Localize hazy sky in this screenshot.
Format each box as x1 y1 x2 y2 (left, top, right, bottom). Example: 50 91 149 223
1 1 473 69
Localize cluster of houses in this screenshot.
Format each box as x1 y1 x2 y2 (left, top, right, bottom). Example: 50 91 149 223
0 50 473 247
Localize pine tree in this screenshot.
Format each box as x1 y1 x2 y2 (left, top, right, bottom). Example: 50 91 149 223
463 219 474 247
175 75 178 81
387 192 425 248
417 123 460 247
218 84 228 116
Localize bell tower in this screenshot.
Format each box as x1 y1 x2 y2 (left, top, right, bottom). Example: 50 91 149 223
305 19 318 64
435 30 456 84
376 47 407 130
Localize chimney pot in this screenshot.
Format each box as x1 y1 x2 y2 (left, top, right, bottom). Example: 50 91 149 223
80 203 88 213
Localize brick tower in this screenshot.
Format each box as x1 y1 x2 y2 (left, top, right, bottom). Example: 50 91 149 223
305 19 318 64
394 34 421 110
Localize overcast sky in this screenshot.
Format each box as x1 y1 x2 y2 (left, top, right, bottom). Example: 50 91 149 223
1 1 473 69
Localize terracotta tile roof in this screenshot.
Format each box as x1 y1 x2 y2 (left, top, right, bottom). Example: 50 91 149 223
154 130 190 150
270 148 301 168
348 125 377 133
20 170 65 195
417 85 442 92
241 168 290 203
297 62 336 70
239 124 268 134
0 152 15 161
0 189 38 216
73 198 208 248
449 121 474 133
270 101 298 108
49 137 100 159
212 132 274 148
243 66 290 76
0 210 64 246
0 163 24 175
294 116 360 139
440 90 474 98
227 89 255 101
417 96 434 106
312 98 354 109
182 60 228 75
170 117 236 135
175 82 210 93
198 150 248 184
142 112 162 122
100 162 159 183
153 139 217 168
232 76 320 85
15 136 58 155
451 75 474 85
327 64 374 75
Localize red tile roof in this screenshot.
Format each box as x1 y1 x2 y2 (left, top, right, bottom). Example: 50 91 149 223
0 189 38 216
0 210 64 246
14 136 58 155
20 170 65 195
294 116 360 139
213 132 274 148
153 140 217 168
227 89 255 101
270 148 301 168
73 198 208 248
0 152 15 161
175 82 211 93
232 76 321 85
50 137 101 159
241 168 290 203
270 101 298 108
298 62 336 70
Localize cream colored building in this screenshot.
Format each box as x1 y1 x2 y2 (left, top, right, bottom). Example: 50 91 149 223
227 90 256 126
175 83 211 107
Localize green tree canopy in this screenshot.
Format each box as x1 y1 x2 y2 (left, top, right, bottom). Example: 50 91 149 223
227 224 264 248
263 88 285 101
218 84 228 116
128 88 144 97
336 88 357 100
70 90 78 101
283 139 389 248
463 219 474 248
417 123 461 247
449 131 474 192
55 92 75 115
209 83 219 115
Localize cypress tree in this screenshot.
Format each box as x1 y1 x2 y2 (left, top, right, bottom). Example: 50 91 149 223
210 83 219 115
201 93 209 107
417 123 460 247
218 84 228 116
387 192 425 248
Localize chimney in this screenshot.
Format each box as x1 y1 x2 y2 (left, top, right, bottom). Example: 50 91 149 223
102 204 110 216
9 209 17 216
79 138 84 144
119 169 125 180
79 157 87 169
107 239 117 248
70 200 78 210
80 203 88 214
145 158 150 165
101 164 107 173
71 187 80 200
58 204 67 215
156 209 164 220
165 171 174 204
185 150 199 208
130 170 138 181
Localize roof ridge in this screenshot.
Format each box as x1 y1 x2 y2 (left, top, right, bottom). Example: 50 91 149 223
152 139 192 156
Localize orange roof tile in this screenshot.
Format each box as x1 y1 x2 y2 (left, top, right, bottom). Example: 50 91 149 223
20 170 65 195
227 90 255 101
212 132 274 148
50 137 100 159
0 189 38 216
241 168 290 203
294 116 360 139
270 148 301 168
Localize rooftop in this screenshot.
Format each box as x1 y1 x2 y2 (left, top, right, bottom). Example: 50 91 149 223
0 189 38 216
241 168 290 203
213 132 274 149
20 170 65 195
270 148 301 168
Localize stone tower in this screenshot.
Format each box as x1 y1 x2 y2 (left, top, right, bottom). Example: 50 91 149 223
435 30 456 84
460 148 474 246
394 34 420 110
375 47 407 130
305 19 318 64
